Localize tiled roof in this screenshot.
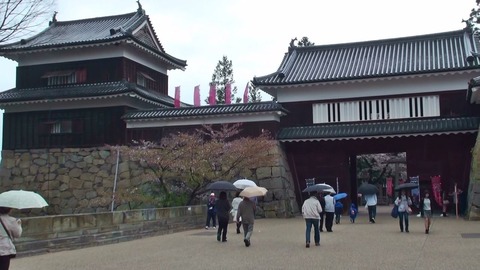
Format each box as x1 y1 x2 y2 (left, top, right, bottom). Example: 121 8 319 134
0 81 176 108
0 9 186 70
253 30 480 87
277 117 480 141
122 101 288 120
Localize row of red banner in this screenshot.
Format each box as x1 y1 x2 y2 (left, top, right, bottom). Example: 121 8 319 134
385 176 443 206
174 83 250 107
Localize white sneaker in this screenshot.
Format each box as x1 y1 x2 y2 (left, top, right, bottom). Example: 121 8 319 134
205 226 208 230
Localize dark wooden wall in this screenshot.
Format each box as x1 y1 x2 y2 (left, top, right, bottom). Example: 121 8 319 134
15 58 168 95
2 107 128 149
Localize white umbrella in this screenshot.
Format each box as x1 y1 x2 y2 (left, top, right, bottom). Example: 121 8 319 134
0 190 48 209
239 186 268 198
302 183 335 193
233 179 257 189
323 187 337 194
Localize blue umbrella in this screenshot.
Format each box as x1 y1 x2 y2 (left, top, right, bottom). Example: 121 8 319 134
334 192 347 200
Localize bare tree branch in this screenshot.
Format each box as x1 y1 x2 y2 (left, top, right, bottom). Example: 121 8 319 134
0 0 56 44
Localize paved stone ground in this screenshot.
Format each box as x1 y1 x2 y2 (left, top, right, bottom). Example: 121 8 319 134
11 206 480 270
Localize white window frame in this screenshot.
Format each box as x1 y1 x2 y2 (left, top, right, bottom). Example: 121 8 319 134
313 95 440 123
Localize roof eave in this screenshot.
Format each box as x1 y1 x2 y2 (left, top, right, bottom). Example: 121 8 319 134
279 130 478 142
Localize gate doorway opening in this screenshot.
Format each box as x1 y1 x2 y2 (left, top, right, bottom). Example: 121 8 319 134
354 152 407 206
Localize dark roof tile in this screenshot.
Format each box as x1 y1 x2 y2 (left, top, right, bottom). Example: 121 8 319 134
0 10 186 69
0 81 175 108
254 30 480 86
278 117 480 141
122 102 288 120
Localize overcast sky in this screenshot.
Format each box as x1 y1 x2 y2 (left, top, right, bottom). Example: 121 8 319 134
0 0 476 150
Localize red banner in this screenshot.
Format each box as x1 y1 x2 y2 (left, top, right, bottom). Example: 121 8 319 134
209 83 216 105
225 83 231 104
386 177 393 196
174 86 180 108
243 82 249 103
431 175 442 206
194 85 200 106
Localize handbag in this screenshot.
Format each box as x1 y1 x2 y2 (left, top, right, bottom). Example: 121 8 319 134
391 205 399 218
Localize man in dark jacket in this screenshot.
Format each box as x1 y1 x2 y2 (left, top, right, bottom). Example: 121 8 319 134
215 191 231 242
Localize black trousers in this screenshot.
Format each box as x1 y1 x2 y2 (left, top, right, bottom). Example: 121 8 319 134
205 211 216 227
217 217 229 241
325 212 335 231
0 255 12 270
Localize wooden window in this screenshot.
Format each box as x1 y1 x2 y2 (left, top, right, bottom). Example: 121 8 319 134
42 68 87 86
136 72 155 87
39 119 83 134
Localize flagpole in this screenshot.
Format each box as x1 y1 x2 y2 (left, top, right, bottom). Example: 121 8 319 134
454 183 458 219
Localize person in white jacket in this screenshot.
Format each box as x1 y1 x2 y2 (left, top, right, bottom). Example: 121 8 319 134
0 207 22 270
230 192 243 234
302 192 323 248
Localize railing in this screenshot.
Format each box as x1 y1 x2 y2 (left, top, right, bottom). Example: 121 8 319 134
15 205 207 257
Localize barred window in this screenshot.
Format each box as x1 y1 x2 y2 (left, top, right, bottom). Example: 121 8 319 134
42 69 87 86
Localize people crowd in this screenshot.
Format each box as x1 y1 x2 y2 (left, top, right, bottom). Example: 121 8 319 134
204 182 462 249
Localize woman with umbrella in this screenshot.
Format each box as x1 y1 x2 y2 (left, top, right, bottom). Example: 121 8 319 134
395 189 413 233
358 183 378 223
0 207 22 270
334 193 347 224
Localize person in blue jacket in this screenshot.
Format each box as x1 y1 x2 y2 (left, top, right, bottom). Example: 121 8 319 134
349 203 358 223
334 201 344 224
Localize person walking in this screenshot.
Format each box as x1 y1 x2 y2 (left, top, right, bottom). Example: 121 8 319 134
334 200 344 224
420 190 432 234
349 203 358 223
236 197 256 247
215 191 231 242
324 192 335 232
230 192 243 234
0 207 22 270
205 193 217 229
395 190 413 232
318 193 326 232
364 193 378 223
302 192 323 248
441 191 449 217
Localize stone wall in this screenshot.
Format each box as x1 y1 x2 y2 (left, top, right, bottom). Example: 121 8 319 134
0 143 299 217
15 205 206 256
467 128 480 220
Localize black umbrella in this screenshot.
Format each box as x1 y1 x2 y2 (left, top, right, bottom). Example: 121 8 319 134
358 183 379 195
394 182 418 191
302 183 334 193
206 181 238 191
